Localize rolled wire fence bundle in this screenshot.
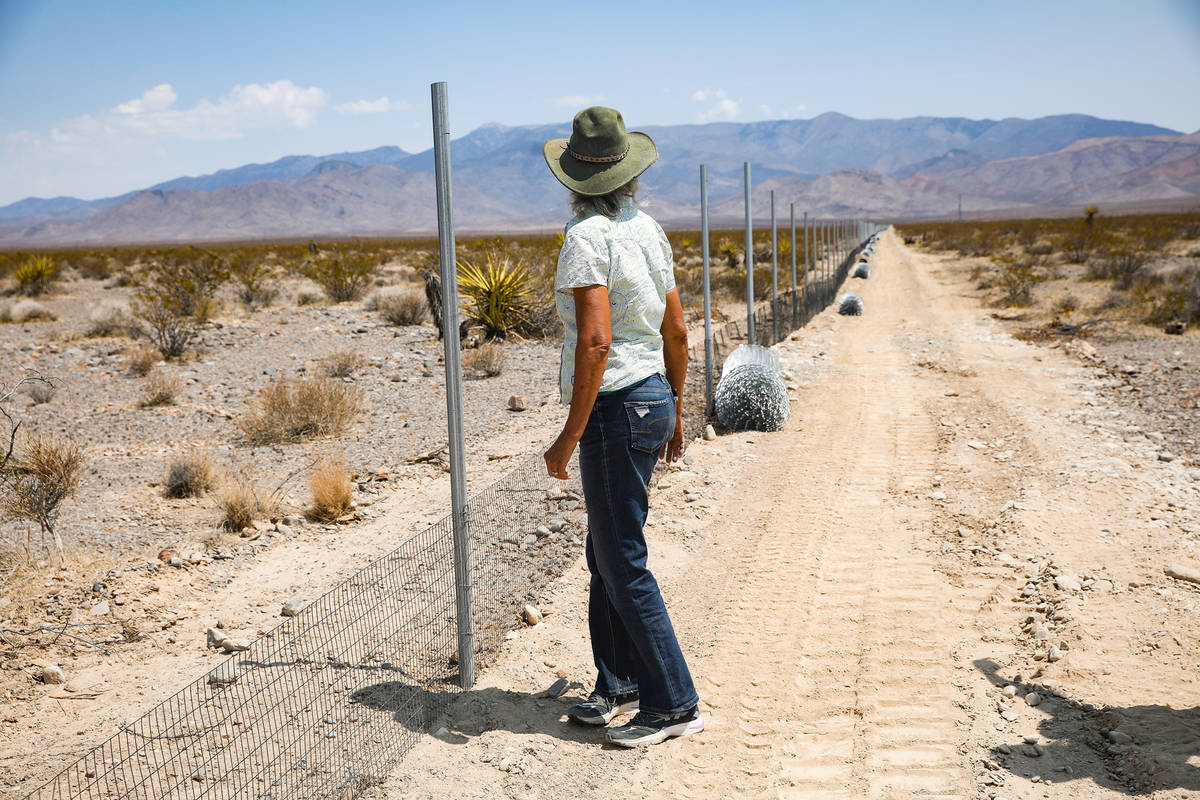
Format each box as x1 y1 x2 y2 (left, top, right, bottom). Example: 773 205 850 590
25 452 584 800
713 345 790 433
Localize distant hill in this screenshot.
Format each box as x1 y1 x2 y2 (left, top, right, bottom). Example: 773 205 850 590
0 113 1191 246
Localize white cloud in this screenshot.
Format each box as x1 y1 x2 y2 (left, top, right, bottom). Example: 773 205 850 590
759 102 809 119
334 96 410 115
692 88 740 123
45 80 329 146
554 95 606 108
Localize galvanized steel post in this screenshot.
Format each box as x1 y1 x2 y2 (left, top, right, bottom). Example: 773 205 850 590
700 165 714 416
803 211 810 317
430 81 476 690
770 190 778 345
789 203 797 329
743 162 755 345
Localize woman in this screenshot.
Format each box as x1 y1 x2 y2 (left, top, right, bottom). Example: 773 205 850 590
541 106 702 747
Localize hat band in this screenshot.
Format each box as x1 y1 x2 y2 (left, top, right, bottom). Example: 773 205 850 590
567 144 629 164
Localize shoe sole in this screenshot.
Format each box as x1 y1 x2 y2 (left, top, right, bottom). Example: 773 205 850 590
568 699 640 726
607 714 705 747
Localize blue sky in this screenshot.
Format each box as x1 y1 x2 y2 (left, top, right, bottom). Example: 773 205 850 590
1 0 1198 205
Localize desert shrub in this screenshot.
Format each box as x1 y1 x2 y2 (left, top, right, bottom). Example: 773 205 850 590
13 255 58 296
123 345 162 376
25 381 55 405
717 239 739 268
0 299 57 323
295 286 324 305
238 378 364 444
1026 241 1054 256
303 251 377 303
996 262 1039 307
1090 248 1150 290
1053 293 1080 316
373 289 427 326
74 252 113 280
141 370 182 407
132 254 226 358
322 348 365 378
217 482 273 532
164 451 216 498
86 300 135 337
1 433 85 557
229 255 278 309
307 453 352 523
457 254 532 338
462 341 506 379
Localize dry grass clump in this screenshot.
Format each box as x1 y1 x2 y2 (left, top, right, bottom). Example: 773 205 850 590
462 341 506 379
371 289 428 326
25 381 56 405
295 286 325 306
217 482 274 532
123 345 162 376
141 370 182 407
164 451 216 498
1 433 85 558
0 299 57 324
322 348 365 378
238 378 364 444
86 300 136 338
306 453 353 523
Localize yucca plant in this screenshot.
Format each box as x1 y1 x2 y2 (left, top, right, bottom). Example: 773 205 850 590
14 255 58 296
456 254 533 338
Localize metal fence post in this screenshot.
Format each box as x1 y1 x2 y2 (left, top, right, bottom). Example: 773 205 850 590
743 161 755 345
790 203 797 330
803 211 810 319
700 164 713 415
430 81 476 690
770 189 778 346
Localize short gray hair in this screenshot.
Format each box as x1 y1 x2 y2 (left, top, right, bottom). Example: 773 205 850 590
570 177 639 220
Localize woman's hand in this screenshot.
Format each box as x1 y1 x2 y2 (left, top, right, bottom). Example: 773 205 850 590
544 429 579 480
661 412 684 463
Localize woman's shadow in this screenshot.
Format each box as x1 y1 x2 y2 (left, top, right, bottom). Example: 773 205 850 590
975 658 1199 794
350 678 612 748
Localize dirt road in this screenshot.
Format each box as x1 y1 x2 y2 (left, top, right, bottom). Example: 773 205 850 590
374 230 1199 799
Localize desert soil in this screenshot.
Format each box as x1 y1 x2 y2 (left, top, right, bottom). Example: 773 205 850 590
368 229 1199 799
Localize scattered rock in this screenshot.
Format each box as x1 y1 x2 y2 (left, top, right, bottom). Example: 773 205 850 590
555 668 568 679
703 424 717 441
1025 692 1042 707
507 394 527 412
1047 646 1062 662
930 491 946 501
522 604 542 626
1108 730 1133 745
1032 626 1050 641
1054 574 1082 592
281 515 304 527
207 662 239 686
1157 452 1176 463
41 665 65 685
168 556 184 567
157 547 178 563
281 598 304 617
522 534 539 546
1002 685 1017 698
545 678 569 698
1164 563 1200 585
206 628 230 649
90 600 111 616
220 639 250 653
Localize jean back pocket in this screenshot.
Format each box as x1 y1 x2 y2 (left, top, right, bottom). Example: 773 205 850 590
624 397 672 454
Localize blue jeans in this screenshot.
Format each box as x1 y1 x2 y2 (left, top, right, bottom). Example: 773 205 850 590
579 373 698 716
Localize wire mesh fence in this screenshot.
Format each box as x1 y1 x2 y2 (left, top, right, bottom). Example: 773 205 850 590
25 452 584 800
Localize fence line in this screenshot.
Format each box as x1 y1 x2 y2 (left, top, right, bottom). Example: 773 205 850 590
24 113 884 799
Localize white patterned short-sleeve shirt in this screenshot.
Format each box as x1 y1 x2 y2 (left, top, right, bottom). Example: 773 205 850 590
555 198 676 404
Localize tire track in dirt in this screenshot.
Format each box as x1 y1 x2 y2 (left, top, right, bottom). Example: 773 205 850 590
656 231 972 799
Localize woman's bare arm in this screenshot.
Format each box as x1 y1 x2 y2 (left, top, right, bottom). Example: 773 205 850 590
660 287 688 462
543 285 611 478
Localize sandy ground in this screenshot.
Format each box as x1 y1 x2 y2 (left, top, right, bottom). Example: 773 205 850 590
369 229 1200 799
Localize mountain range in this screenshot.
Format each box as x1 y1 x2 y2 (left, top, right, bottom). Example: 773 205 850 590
1 112 1196 246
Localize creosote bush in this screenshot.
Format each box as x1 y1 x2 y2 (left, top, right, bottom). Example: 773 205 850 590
238 378 364 444
462 341 506 379
133 252 227 358
229 255 279 309
307 453 353 523
86 300 136 338
303 251 377 303
164 451 216 498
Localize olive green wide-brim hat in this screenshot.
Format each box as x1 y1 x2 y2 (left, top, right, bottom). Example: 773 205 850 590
543 106 658 197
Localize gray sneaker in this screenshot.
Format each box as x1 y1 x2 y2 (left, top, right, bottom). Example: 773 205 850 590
567 691 640 726
605 706 705 747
